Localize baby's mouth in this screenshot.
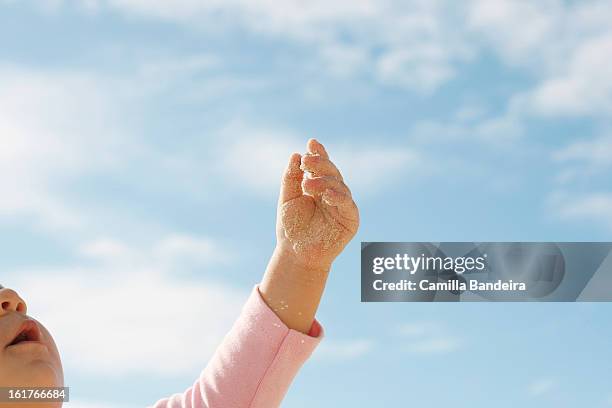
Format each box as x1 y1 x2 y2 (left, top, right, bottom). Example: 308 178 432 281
6 319 43 349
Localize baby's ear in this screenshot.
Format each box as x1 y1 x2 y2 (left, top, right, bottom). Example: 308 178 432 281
279 153 304 204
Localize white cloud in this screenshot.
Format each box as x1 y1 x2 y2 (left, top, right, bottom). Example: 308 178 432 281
549 191 612 229
12 0 612 103
467 0 562 68
99 0 380 40
527 33 612 117
11 236 246 377
0 65 128 229
467 0 612 71
467 0 612 118
527 377 558 397
217 123 303 196
319 43 369 78
332 145 423 196
80 238 134 261
27 0 474 93
154 234 226 265
215 122 424 198
553 136 612 169
397 322 461 354
79 235 227 267
0 62 265 235
97 0 601 102
553 137 612 230
410 108 523 146
552 135 612 183
0 61 426 240
376 45 455 93
316 338 373 361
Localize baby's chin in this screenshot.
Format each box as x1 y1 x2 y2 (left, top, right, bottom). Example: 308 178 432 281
0 359 63 408
4 358 63 388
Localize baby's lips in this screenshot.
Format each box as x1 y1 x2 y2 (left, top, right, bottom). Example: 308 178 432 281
5 318 43 349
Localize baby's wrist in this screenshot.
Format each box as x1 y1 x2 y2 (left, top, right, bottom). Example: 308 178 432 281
260 245 331 333
271 245 331 287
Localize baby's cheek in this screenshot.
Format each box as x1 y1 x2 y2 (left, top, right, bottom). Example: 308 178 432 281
36 322 64 385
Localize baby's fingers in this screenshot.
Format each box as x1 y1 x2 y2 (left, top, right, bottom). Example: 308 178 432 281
279 153 304 203
322 188 360 226
302 176 350 198
307 138 329 159
300 154 343 181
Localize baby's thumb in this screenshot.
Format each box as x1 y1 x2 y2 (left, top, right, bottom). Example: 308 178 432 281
279 153 304 204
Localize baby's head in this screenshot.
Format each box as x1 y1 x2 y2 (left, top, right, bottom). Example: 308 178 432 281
0 285 63 407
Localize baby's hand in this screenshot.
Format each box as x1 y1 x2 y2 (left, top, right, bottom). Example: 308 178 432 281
260 139 359 333
276 139 359 272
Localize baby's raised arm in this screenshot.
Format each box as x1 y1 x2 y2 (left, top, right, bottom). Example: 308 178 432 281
260 138 359 333
152 139 359 408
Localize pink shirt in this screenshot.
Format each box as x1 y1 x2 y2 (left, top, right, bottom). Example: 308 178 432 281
151 285 323 408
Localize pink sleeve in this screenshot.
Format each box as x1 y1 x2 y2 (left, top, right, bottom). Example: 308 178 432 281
150 284 323 408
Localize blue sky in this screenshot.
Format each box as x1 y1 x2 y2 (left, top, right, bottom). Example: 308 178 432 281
1 0 612 407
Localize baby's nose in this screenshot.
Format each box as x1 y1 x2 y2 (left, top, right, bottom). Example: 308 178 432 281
0 288 27 316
